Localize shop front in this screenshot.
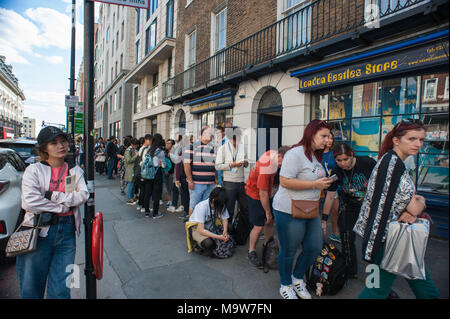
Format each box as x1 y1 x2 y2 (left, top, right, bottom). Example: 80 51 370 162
291 30 449 238
185 89 236 132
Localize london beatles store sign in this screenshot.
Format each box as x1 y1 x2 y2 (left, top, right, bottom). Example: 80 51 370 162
295 39 449 92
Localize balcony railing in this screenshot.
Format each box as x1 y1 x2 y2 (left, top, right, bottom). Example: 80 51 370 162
162 0 430 102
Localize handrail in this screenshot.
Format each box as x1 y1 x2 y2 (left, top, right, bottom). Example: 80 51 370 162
162 0 427 101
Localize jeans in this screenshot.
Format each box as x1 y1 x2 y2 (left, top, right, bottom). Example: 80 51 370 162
179 177 190 214
126 182 135 200
16 216 76 299
189 183 216 211
107 158 116 179
172 182 180 207
223 181 248 223
273 209 323 286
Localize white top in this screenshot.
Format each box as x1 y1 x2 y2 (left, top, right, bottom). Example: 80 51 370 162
272 145 326 214
189 199 229 231
215 140 246 183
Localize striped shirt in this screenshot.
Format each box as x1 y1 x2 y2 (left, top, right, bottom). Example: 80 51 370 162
183 141 216 184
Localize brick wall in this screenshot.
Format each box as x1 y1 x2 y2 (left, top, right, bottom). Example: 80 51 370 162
175 0 277 77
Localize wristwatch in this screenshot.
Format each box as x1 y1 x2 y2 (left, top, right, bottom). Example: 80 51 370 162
321 213 329 221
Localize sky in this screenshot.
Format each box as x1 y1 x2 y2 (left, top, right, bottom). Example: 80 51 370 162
0 0 100 135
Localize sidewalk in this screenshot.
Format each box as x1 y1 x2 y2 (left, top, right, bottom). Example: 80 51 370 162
71 174 449 299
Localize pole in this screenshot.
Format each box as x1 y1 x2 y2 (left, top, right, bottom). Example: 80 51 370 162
67 0 76 167
83 0 97 299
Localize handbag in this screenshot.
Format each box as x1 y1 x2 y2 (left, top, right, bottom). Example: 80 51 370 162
287 189 320 219
380 218 430 280
5 214 42 257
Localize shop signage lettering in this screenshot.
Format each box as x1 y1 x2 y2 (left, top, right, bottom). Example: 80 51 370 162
298 40 449 91
190 95 234 114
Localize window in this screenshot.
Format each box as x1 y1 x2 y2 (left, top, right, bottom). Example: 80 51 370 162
116 31 119 49
147 0 158 20
166 0 174 38
118 87 122 109
106 27 110 43
112 40 114 56
187 31 196 67
113 91 117 112
185 30 196 88
424 78 438 101
444 76 449 100
215 9 227 52
146 19 157 55
168 56 172 79
120 53 123 71
135 39 140 64
121 21 124 41
136 9 141 35
133 86 141 113
286 0 305 9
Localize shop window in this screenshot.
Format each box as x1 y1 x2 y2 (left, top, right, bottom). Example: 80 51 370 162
421 73 448 113
352 82 381 117
329 87 352 120
351 117 380 152
381 77 419 115
312 94 328 120
421 113 449 156
215 108 233 128
329 119 351 142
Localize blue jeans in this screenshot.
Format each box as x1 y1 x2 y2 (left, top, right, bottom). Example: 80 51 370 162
16 216 76 299
126 182 135 200
273 209 323 286
107 158 116 178
189 183 216 210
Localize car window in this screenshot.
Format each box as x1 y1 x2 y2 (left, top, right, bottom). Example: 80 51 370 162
0 154 7 170
6 151 25 172
10 152 26 171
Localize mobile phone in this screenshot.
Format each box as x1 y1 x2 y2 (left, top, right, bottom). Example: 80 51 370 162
329 174 338 182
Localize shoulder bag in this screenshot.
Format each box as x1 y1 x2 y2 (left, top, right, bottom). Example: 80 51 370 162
287 188 320 219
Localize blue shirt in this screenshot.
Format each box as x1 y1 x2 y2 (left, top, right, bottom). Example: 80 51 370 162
322 150 336 177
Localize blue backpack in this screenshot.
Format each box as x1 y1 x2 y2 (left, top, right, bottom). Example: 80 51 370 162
141 152 157 179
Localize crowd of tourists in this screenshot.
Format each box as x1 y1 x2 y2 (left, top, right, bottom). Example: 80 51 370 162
13 118 440 300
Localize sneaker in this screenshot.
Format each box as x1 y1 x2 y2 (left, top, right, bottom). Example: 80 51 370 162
165 201 172 208
178 212 188 220
292 277 312 299
159 200 164 205
248 251 263 269
136 205 141 210
145 212 151 218
152 213 163 219
167 206 176 213
175 205 184 213
280 285 298 299
126 199 134 205
329 233 341 243
141 208 146 213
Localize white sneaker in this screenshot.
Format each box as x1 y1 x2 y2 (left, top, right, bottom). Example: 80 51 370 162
280 285 298 299
175 205 184 213
292 277 311 299
167 206 176 213
140 208 145 213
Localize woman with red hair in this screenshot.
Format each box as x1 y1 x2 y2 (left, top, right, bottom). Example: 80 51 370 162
354 119 439 299
272 119 334 299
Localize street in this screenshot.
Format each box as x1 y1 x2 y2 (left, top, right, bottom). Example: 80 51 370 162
1 174 448 299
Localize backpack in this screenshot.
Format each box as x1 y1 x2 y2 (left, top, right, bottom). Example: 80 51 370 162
141 153 157 179
232 210 252 245
262 236 279 272
162 157 173 174
307 243 347 296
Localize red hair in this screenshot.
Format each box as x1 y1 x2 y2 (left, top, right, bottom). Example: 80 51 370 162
292 119 332 163
379 120 425 158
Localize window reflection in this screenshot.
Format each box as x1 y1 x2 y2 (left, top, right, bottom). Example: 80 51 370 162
381 77 419 115
329 88 352 119
352 82 381 117
351 117 380 152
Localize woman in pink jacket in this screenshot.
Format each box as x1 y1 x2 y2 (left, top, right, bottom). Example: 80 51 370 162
17 126 89 299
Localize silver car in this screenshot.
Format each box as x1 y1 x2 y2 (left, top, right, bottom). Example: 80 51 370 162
0 148 26 263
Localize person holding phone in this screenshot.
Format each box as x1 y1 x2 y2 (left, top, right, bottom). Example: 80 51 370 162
322 143 376 278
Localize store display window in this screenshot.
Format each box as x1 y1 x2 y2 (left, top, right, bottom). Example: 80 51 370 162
311 72 449 195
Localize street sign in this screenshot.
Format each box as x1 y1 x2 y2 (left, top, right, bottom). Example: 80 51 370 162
75 102 84 134
93 0 149 9
65 95 79 108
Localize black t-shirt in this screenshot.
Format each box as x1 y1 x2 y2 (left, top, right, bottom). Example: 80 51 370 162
328 156 376 207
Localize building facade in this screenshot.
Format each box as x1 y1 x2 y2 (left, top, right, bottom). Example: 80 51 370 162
94 3 136 140
22 117 36 138
162 0 449 237
0 56 25 137
124 0 177 139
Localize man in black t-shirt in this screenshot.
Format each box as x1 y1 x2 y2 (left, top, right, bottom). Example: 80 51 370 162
322 144 376 278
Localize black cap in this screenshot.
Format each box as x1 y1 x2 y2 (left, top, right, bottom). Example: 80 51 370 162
37 126 69 145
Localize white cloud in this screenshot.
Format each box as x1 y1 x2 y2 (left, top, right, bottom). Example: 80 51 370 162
0 7 83 65
23 89 68 126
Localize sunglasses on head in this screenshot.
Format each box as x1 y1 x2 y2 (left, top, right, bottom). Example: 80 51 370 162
393 118 423 130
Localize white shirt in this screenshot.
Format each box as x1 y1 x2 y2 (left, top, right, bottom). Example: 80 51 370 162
189 199 229 231
215 140 246 183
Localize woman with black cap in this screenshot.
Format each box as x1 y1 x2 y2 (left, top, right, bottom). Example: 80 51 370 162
16 126 89 299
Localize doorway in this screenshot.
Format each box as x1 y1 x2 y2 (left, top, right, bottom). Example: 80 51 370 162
256 88 283 159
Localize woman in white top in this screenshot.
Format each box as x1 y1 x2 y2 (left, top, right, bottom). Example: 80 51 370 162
17 126 89 299
272 120 333 299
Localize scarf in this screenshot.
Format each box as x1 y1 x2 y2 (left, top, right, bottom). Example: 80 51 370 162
361 150 406 263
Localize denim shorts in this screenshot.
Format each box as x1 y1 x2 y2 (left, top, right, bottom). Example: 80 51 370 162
247 195 272 227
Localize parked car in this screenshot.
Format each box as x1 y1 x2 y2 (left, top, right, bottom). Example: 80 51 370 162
0 148 26 263
0 139 38 165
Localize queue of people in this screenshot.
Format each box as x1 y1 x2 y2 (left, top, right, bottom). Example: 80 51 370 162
15 119 439 299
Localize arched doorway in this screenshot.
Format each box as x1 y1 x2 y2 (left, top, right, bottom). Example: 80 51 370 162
175 109 186 135
257 87 283 158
